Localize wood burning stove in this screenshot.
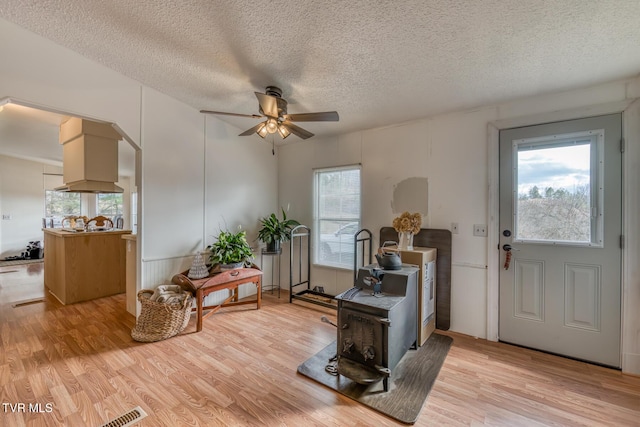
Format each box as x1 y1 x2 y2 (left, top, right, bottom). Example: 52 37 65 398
335 264 418 391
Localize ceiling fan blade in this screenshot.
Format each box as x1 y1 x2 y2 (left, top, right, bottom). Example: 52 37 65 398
255 92 279 118
284 111 339 122
281 122 314 140
200 110 262 119
239 122 266 136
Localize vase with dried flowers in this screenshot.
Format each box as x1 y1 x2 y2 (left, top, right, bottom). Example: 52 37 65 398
392 212 422 250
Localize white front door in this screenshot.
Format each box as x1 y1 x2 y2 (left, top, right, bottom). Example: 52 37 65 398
499 114 622 368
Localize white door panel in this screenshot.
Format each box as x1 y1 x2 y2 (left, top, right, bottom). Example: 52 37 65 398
499 114 621 368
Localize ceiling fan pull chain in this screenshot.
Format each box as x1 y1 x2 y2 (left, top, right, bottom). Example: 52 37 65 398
272 135 275 156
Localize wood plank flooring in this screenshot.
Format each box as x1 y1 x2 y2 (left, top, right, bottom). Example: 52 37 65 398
1 263 639 426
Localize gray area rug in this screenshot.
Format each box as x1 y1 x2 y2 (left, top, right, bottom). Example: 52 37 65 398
297 333 452 424
0 259 43 267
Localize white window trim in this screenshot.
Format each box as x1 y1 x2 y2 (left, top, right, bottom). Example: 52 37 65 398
511 129 604 248
312 164 362 269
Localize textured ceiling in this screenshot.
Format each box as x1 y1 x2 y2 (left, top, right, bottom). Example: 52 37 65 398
1 0 640 141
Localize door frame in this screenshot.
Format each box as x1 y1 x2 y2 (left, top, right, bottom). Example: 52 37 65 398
487 99 640 374
0 95 144 316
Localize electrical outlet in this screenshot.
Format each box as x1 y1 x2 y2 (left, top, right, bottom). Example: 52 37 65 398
451 223 459 234
473 224 487 237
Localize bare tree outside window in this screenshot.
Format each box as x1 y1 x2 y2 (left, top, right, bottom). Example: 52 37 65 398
45 191 81 226
517 185 590 242
97 193 123 216
515 136 597 244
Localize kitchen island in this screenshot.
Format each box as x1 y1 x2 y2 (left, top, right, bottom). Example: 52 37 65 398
43 228 131 304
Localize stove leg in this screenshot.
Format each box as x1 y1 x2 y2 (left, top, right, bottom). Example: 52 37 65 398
375 365 391 392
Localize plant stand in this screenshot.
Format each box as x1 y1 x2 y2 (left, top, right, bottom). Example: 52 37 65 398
261 248 281 298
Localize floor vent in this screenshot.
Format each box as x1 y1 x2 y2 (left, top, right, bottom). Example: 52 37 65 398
100 406 147 427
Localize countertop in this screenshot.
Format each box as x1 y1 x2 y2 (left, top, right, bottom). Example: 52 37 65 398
43 228 132 238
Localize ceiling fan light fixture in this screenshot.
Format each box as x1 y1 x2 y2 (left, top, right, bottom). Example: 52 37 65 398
265 118 278 134
202 86 339 141
256 122 268 138
277 124 290 139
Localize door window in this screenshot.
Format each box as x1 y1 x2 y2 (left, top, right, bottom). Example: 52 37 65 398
513 130 603 247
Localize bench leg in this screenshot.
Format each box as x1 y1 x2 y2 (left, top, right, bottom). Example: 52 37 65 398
196 288 204 332
256 277 262 309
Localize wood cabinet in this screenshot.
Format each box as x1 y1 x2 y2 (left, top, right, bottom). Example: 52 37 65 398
388 246 437 346
43 228 131 304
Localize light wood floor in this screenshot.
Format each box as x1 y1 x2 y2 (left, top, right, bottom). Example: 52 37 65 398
1 263 639 426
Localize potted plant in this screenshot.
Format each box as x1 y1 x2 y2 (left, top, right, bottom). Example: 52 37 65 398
257 208 300 253
207 229 254 270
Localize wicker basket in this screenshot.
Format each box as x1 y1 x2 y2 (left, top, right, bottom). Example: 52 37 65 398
131 289 193 342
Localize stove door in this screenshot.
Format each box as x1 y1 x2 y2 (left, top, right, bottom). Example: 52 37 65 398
337 307 387 368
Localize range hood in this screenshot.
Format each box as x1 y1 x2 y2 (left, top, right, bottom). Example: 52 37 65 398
54 180 123 193
54 117 123 193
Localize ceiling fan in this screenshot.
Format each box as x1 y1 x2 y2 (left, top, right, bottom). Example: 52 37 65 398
200 86 339 140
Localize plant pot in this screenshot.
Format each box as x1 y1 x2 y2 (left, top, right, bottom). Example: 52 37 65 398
220 262 244 271
266 240 281 253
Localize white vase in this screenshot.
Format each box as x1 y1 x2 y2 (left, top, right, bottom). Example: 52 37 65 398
398 231 414 250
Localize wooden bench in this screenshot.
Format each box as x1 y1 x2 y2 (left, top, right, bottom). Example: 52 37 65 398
171 265 262 332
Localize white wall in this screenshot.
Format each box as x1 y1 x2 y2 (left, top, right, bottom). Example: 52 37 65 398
278 112 495 338
0 156 46 257
278 77 640 374
140 87 206 261
0 18 277 306
204 118 278 242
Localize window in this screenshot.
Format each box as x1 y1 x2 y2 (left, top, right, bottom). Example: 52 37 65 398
96 193 123 216
314 165 361 268
514 130 603 246
44 190 81 226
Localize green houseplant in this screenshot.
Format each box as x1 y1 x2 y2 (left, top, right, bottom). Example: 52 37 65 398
257 208 300 253
207 229 254 270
